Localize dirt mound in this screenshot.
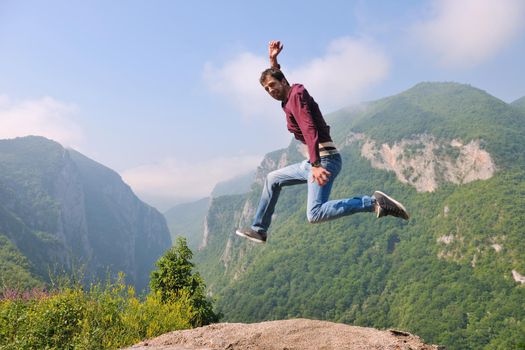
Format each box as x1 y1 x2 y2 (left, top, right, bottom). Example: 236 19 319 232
123 318 443 350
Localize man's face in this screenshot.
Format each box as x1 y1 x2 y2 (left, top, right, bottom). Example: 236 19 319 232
262 76 288 101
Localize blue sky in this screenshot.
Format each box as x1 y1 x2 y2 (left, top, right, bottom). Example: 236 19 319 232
1 0 525 210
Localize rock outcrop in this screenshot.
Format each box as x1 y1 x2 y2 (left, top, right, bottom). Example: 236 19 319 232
124 319 442 350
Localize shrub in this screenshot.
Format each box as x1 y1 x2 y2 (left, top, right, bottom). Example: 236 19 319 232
0 273 193 350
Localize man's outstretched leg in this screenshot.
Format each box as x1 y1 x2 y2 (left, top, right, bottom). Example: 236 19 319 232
236 161 308 243
305 154 409 223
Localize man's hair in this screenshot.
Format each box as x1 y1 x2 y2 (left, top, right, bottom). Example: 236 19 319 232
259 68 289 86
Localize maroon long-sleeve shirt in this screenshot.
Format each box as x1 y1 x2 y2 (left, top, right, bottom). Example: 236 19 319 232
282 84 333 164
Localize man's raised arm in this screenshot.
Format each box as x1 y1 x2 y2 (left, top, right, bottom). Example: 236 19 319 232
269 40 283 70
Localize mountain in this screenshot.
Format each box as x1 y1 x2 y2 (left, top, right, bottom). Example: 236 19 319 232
211 170 256 197
511 95 525 112
193 82 525 349
164 197 210 250
0 136 171 291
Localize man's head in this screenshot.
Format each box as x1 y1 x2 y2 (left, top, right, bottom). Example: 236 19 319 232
260 68 290 101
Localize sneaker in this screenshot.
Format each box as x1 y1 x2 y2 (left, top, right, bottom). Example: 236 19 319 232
373 191 409 220
235 228 267 243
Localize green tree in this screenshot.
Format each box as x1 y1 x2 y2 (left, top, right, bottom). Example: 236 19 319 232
150 237 219 326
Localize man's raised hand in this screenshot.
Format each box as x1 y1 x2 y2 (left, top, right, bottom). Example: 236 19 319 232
269 40 283 69
269 40 283 59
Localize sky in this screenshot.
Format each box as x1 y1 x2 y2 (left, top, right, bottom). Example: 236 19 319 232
1 0 525 211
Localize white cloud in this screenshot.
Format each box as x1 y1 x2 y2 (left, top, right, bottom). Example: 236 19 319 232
0 95 83 147
413 0 525 67
288 37 389 110
121 154 262 204
203 53 279 119
203 37 389 116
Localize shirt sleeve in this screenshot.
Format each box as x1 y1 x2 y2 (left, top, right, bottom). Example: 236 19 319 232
289 88 320 164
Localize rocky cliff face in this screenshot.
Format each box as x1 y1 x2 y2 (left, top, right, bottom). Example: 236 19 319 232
355 134 496 192
52 148 92 267
0 136 171 291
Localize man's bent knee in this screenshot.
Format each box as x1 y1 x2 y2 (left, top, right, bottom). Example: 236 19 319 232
266 171 280 186
307 209 323 224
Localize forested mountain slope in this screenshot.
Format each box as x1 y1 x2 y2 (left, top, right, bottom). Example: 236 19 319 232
194 82 525 350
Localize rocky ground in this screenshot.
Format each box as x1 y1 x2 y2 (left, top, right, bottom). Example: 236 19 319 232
123 318 443 350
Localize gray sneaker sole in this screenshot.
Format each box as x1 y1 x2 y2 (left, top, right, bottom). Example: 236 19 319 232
235 229 266 243
373 191 409 220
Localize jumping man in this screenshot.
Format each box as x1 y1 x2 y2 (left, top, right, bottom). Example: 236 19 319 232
236 41 409 243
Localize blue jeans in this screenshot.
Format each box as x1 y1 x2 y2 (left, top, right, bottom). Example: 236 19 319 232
251 153 375 233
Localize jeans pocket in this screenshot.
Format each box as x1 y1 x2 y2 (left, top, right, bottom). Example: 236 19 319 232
322 156 341 176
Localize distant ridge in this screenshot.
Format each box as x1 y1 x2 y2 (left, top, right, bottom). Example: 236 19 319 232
164 170 255 250
164 197 210 249
511 95 525 111
211 170 256 198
